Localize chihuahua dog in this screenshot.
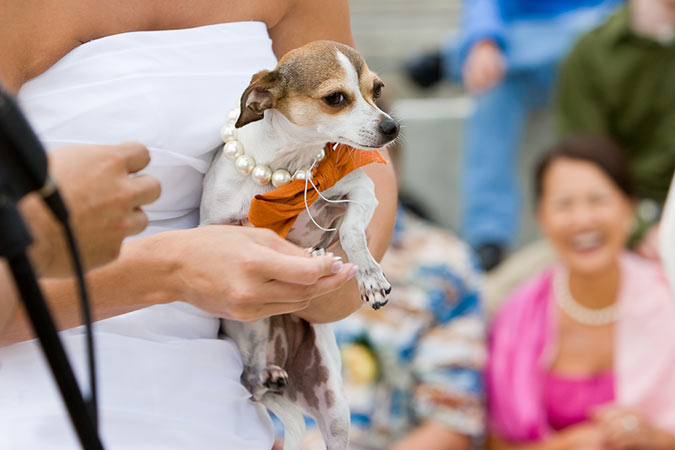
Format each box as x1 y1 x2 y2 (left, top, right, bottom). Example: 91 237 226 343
200 40 399 450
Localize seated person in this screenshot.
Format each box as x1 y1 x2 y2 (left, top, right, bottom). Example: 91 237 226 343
487 136 675 449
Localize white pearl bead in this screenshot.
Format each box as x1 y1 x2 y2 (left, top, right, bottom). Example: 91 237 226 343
235 154 256 175
251 165 272 185
223 141 244 159
315 148 326 162
220 124 237 142
227 108 240 122
293 168 312 181
271 169 292 188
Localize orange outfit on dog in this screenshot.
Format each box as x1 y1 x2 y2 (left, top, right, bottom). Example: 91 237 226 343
248 143 386 237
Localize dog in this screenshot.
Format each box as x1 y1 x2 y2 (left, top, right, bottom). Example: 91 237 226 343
199 40 399 450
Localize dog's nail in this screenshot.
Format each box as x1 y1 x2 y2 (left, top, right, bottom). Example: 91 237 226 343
347 266 358 280
331 260 344 274
384 285 392 295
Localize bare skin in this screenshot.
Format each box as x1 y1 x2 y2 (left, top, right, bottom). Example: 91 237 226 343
391 421 471 450
0 0 398 344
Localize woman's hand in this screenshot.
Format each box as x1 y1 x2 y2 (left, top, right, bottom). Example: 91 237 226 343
159 225 357 322
462 39 506 94
594 406 675 450
489 423 607 450
20 142 161 276
556 422 607 450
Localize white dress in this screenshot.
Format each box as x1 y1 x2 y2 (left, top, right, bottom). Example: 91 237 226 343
0 22 277 450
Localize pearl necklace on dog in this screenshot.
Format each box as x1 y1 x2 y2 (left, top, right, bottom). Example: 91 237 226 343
219 107 326 187
553 269 618 326
220 107 361 232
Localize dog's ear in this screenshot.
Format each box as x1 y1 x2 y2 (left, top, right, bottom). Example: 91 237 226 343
235 70 285 128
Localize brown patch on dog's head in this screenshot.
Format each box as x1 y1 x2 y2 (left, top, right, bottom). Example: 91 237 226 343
234 41 383 127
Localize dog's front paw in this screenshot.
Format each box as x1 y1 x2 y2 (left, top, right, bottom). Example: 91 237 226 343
357 266 391 310
262 365 288 393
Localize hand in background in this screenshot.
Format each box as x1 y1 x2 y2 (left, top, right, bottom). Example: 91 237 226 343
462 39 506 94
556 422 607 450
594 406 675 450
20 142 161 276
159 225 357 322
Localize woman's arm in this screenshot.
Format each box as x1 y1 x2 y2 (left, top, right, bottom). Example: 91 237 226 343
390 422 471 450
1 226 356 345
268 0 356 57
489 423 607 450
0 262 18 335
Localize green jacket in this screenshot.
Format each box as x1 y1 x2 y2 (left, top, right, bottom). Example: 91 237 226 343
557 5 675 204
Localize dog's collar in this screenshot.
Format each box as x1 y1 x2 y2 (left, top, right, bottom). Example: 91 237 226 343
220 107 326 187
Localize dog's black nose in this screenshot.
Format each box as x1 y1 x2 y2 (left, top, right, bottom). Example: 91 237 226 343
379 118 400 138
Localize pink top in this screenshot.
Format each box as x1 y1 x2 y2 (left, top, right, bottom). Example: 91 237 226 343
488 253 675 443
544 371 614 431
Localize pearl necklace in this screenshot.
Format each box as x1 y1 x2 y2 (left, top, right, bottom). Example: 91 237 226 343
219 107 327 187
553 269 618 326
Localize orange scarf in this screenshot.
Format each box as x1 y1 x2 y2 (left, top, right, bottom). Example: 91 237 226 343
248 143 386 237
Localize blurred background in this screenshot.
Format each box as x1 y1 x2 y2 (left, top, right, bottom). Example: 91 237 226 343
350 0 553 248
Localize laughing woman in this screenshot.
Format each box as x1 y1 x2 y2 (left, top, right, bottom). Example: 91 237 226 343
487 136 675 450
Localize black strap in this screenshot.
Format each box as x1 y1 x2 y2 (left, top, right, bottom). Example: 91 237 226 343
0 192 104 450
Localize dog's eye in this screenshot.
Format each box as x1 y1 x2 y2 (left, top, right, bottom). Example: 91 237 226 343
373 83 383 99
323 92 346 107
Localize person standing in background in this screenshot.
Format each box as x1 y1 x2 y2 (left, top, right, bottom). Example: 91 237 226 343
443 0 621 271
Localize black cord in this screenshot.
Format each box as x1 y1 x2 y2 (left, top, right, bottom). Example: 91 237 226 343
44 185 98 427
63 220 98 426
0 195 104 450
8 252 104 450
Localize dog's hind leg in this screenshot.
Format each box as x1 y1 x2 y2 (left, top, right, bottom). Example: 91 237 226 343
295 324 350 450
221 318 288 400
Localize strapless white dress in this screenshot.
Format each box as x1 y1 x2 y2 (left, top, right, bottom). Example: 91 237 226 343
0 22 277 450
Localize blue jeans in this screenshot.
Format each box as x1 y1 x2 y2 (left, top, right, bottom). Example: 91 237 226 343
461 67 556 248
443 5 618 248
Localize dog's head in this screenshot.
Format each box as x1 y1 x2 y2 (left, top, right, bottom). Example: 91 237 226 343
235 40 399 149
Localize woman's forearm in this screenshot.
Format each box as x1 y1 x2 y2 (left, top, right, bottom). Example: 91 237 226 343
489 434 567 450
0 261 19 336
0 234 179 345
295 153 397 323
390 421 471 450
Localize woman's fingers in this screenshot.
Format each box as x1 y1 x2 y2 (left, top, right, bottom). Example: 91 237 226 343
129 174 162 206
254 247 354 286
118 141 152 173
259 263 356 301
251 228 311 257
126 208 150 236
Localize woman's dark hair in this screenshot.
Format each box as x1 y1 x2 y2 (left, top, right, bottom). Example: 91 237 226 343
534 135 635 202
